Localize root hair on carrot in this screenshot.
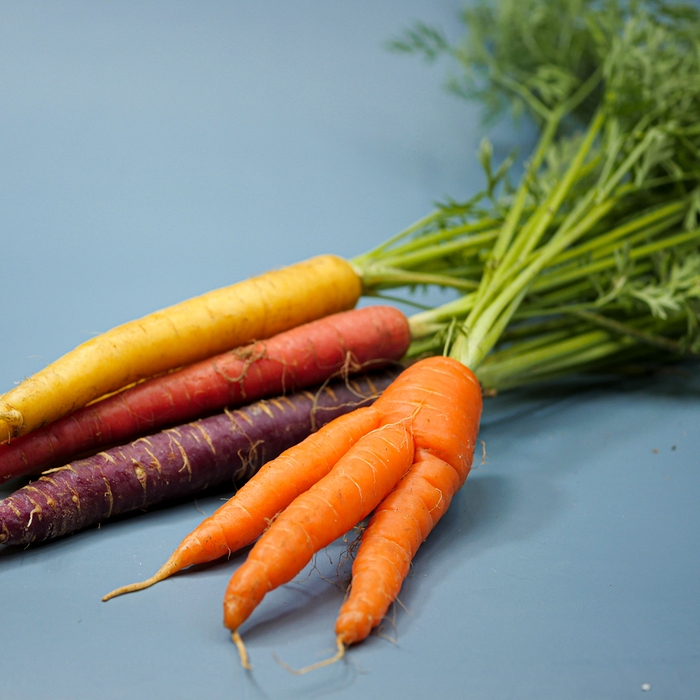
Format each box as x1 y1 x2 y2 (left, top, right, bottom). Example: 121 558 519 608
393 593 412 617
336 523 367 587
232 630 252 670
376 616 398 645
478 438 488 468
273 637 346 676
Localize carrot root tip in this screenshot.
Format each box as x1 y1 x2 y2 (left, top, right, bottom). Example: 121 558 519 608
232 631 252 670
102 566 173 601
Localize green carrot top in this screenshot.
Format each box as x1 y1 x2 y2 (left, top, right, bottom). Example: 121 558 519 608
352 0 700 391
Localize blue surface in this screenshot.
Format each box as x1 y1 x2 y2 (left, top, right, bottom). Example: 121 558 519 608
1 2 699 699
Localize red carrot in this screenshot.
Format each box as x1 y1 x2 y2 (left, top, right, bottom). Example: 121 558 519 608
0 369 399 546
0 306 410 484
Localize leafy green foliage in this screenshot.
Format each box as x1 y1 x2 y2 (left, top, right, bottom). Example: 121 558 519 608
360 0 700 389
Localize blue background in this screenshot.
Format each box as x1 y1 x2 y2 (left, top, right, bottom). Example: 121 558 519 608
1 2 699 698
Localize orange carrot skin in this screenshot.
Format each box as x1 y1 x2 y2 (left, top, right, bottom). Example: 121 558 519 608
335 450 464 645
162 405 382 573
223 421 415 632
0 306 410 484
335 357 483 645
373 355 483 478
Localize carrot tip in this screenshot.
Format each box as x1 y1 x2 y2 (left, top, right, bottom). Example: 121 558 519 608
102 579 153 602
102 573 164 601
232 631 252 670
102 559 182 601
273 637 346 676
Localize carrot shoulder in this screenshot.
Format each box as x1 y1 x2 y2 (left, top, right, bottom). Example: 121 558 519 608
0 255 361 442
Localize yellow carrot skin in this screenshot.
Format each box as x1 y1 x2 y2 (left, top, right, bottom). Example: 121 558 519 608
0 255 361 441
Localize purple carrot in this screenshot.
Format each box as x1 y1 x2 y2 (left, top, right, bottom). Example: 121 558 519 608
0 369 399 545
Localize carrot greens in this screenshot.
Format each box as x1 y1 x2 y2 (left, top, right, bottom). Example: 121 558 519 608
353 0 700 388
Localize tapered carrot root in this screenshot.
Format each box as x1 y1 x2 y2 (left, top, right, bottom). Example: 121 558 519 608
223 421 415 632
335 450 465 645
0 255 361 442
0 305 409 483
103 405 382 600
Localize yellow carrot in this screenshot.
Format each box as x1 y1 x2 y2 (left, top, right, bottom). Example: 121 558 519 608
0 255 361 441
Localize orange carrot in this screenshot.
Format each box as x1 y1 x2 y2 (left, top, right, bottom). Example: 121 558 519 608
222 421 415 633
335 449 468 645
103 405 382 600
104 356 482 669
331 357 482 647
218 356 481 658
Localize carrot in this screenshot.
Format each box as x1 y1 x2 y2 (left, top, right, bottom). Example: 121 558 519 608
221 421 415 633
206 356 481 664
1 370 398 547
0 306 410 484
327 357 482 649
103 357 479 660
0 255 361 442
334 449 470 645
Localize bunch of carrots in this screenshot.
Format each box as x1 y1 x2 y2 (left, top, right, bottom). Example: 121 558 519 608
2 0 700 670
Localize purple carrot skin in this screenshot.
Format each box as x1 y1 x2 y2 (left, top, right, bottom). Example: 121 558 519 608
0 369 399 546
0 306 410 484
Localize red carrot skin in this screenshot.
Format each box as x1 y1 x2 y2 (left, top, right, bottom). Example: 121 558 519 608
0 306 410 484
0 370 398 546
222 421 415 632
